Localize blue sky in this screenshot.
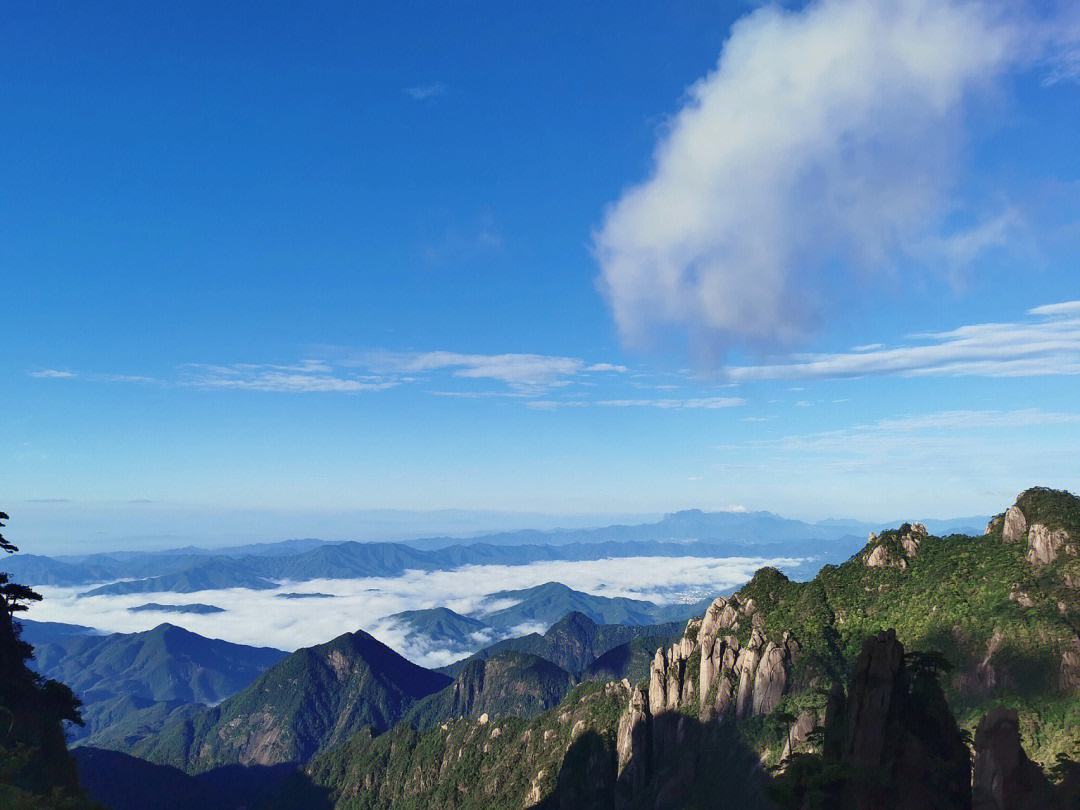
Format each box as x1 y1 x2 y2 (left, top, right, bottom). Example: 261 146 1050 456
4 0 1080 550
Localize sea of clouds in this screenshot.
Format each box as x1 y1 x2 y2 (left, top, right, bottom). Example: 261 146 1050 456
31 554 799 667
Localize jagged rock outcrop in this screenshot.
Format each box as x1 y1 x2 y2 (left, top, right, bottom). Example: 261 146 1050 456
697 596 744 719
837 629 971 810
615 683 649 789
863 522 927 569
641 594 798 730
973 707 1061 810
1002 506 1028 543
1026 523 1072 565
989 488 1077 565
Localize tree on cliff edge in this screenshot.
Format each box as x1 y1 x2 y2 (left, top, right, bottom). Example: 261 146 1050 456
0 510 92 809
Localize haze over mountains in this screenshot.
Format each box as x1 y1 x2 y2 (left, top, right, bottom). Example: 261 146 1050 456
11 508 986 593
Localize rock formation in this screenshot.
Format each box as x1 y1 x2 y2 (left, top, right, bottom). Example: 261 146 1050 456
863 522 928 569
1026 523 1072 565
989 488 1076 565
837 629 971 810
1002 505 1028 543
972 707 1061 810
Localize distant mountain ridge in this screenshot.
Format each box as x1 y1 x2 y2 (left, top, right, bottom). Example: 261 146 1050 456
8 506 990 594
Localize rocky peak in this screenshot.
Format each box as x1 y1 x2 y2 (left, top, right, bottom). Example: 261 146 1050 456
632 591 798 732
988 489 1077 565
863 522 928 569
831 629 971 810
973 707 1061 810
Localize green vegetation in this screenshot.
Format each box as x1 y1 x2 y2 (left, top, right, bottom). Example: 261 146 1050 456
282 681 629 810
405 652 574 731
0 511 96 809
276 488 1080 808
128 629 451 773
442 610 682 677
31 623 286 747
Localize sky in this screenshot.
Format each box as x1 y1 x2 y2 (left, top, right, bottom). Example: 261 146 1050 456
4 0 1080 552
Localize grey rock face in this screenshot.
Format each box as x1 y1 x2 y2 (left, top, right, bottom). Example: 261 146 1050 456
751 641 787 717
973 707 1060 810
1026 523 1072 565
616 685 649 783
734 629 764 720
1002 505 1028 543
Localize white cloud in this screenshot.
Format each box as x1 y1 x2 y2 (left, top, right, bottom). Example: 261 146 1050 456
1029 300 1080 317
181 362 398 393
48 350 631 397
595 0 1071 353
351 350 619 390
30 369 76 379
726 301 1080 380
29 554 797 667
526 396 744 410
597 396 745 409
404 82 447 101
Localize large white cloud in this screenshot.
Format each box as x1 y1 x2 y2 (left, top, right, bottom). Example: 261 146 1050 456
595 0 1062 352
29 555 797 668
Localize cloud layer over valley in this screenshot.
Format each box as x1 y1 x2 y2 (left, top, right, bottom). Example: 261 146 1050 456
29 555 798 667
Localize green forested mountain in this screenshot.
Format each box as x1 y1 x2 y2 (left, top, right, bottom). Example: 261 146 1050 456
383 606 492 657
405 652 575 731
275 487 1080 809
127 629 451 772
30 623 287 747
440 611 683 677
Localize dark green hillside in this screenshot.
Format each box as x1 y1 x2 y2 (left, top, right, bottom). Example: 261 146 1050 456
30 623 286 745
479 581 661 628
129 630 451 772
583 635 674 683
405 652 574 731
385 606 492 652
442 611 682 677
280 681 633 810
0 512 95 809
726 487 1080 766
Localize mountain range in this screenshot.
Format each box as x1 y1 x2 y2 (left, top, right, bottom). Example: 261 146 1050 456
8 507 992 595
5 488 1075 809
26 622 287 749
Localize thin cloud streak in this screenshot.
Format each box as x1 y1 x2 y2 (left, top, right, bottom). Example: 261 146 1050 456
726 301 1080 381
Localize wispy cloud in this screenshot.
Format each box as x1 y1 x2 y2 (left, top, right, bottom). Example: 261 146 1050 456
181 361 398 393
594 0 1079 355
30 369 77 379
32 350 631 399
726 300 1080 381
404 82 447 101
596 396 745 409
526 396 744 411
347 350 626 390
